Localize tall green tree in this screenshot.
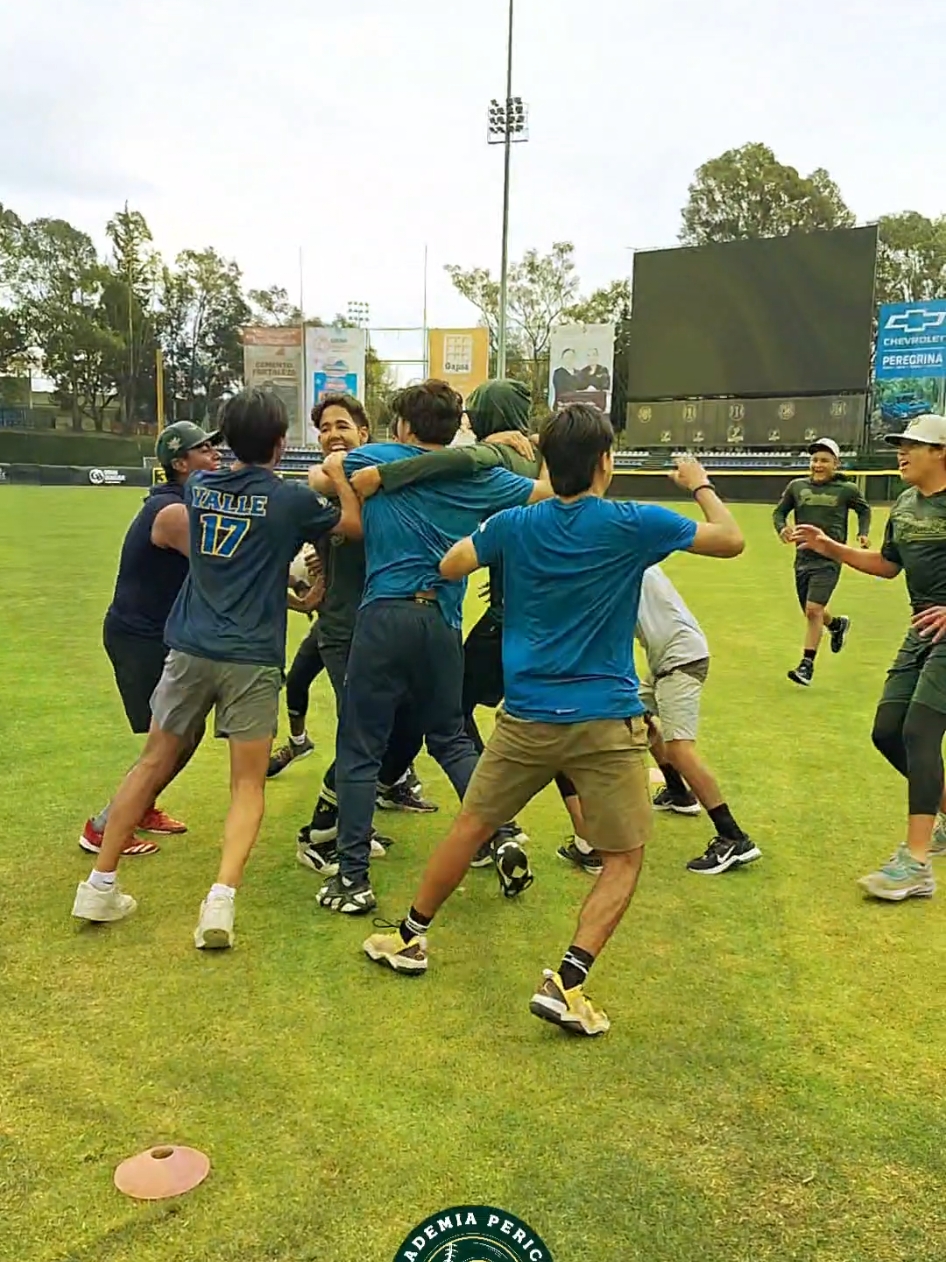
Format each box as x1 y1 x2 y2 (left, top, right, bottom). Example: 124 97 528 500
445 242 579 402
247 285 302 327
565 277 632 325
875 212 946 305
159 248 250 423
103 206 161 430
680 142 855 245
0 204 31 376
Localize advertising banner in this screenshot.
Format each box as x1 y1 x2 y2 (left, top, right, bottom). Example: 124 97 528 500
427 328 490 401
304 326 367 442
242 327 304 442
548 323 615 414
872 301 946 444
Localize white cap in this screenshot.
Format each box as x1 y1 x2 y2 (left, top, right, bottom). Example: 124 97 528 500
884 413 946 446
808 437 841 459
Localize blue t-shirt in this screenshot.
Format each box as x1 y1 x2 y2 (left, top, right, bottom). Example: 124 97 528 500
343 442 534 629
165 465 340 668
473 496 699 722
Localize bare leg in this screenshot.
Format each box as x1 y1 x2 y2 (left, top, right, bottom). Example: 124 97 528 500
804 601 827 652
562 793 587 837
571 848 645 957
413 811 496 918
907 814 935 864
664 740 723 811
95 724 184 873
216 737 272 889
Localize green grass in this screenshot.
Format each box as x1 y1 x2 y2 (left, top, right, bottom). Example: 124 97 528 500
2 488 945 1262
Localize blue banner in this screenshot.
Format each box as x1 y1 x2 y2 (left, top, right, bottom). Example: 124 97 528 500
875 301 946 380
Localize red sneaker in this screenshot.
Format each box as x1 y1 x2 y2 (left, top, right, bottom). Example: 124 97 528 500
78 819 160 856
139 807 187 835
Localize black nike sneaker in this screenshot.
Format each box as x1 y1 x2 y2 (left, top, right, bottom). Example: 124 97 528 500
787 658 813 687
686 835 762 875
829 615 851 654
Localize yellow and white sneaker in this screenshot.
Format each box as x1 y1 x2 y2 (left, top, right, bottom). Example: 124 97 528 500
194 894 235 950
72 879 137 923
529 969 610 1036
363 923 428 973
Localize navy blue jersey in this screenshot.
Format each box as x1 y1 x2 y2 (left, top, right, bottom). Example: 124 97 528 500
104 482 190 641
165 466 340 668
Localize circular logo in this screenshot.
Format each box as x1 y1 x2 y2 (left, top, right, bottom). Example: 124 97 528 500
830 399 847 417
729 403 745 421
637 406 652 423
393 1206 553 1262
777 402 795 420
727 424 744 443
89 468 105 485
682 403 697 422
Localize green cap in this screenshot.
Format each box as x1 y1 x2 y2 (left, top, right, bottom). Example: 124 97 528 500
155 421 222 465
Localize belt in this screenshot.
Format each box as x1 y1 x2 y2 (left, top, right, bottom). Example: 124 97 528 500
411 591 437 604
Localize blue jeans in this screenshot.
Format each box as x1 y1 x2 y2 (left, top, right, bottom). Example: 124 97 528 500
335 599 480 882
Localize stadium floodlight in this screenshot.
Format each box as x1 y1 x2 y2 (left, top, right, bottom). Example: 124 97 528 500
488 0 529 379
346 301 370 328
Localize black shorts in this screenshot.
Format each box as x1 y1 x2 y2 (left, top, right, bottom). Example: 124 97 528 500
103 622 169 734
463 609 505 712
795 561 841 611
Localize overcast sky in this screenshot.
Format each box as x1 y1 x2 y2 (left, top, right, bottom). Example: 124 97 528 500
2 0 944 366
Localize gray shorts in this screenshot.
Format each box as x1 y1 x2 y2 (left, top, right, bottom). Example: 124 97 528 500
151 650 283 742
638 658 709 743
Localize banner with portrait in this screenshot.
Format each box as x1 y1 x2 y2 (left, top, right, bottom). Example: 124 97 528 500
242 327 304 443
548 323 616 416
304 326 367 443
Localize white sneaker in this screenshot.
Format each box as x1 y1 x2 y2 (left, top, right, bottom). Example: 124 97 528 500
194 894 235 950
72 879 137 923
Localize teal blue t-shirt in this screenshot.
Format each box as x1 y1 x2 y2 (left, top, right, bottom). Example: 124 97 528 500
165 466 339 668
473 496 698 722
343 442 534 629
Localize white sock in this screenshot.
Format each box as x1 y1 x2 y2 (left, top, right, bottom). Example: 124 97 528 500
290 731 308 746
209 883 236 901
573 835 593 854
89 869 116 890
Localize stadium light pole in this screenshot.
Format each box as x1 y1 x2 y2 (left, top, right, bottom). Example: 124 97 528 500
487 0 529 379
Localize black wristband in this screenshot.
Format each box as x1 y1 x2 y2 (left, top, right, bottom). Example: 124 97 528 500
692 483 714 496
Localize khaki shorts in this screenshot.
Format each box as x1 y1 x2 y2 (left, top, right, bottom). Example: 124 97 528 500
151 650 283 742
462 708 652 853
638 658 709 743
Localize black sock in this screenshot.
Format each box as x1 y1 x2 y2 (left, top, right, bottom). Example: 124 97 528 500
660 763 689 797
824 614 834 630
558 944 595 991
803 648 817 664
708 803 747 842
400 906 432 943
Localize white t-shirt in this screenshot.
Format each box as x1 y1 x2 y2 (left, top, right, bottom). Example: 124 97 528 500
635 565 709 677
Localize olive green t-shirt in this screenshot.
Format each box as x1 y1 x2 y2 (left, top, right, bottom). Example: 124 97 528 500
378 441 541 620
315 532 366 649
773 476 872 569
881 486 946 612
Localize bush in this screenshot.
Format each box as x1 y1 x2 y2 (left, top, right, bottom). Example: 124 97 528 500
0 429 154 467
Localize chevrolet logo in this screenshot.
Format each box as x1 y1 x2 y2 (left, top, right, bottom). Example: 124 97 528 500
885 308 946 334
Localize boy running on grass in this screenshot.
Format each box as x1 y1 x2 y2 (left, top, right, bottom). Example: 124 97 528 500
794 414 946 901
773 438 871 687
71 389 361 948
363 405 744 1037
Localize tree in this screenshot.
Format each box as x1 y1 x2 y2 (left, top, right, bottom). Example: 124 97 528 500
875 212 946 306
565 277 632 325
0 204 31 375
103 205 161 430
159 248 250 423
247 285 302 327
445 243 579 400
679 143 855 245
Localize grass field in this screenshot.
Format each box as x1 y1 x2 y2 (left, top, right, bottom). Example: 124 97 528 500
2 487 945 1262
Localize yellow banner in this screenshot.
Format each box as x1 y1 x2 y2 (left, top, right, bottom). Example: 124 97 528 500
427 328 490 401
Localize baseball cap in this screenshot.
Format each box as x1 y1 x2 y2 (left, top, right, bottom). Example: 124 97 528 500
809 437 841 459
155 421 223 464
883 413 946 446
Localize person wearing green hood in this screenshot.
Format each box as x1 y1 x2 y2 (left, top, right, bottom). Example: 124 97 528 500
351 378 540 872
